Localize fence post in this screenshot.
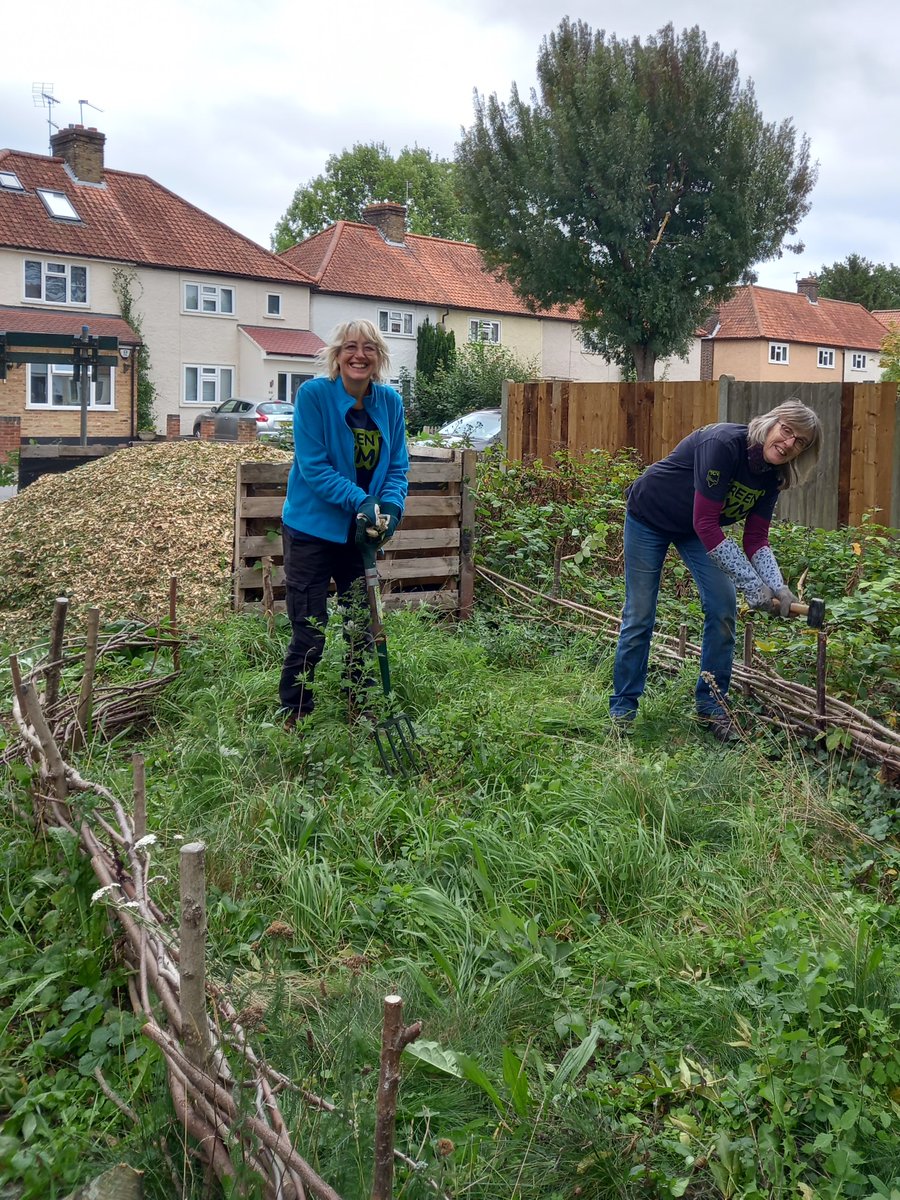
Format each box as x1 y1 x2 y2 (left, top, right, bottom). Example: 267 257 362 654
371 995 422 1200
74 607 101 749
459 449 476 619
179 842 211 1071
717 374 735 423
45 596 69 714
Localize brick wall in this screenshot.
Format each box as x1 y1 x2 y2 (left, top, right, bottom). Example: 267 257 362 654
0 415 21 463
236 417 258 443
199 416 215 439
166 414 182 440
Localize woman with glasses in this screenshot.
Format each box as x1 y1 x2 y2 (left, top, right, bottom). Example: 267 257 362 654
278 319 409 728
609 400 822 741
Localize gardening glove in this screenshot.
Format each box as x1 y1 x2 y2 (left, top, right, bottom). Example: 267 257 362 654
375 502 402 544
356 494 381 531
707 538 775 611
750 546 796 617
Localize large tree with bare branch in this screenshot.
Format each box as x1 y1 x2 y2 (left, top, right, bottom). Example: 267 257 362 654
456 21 817 380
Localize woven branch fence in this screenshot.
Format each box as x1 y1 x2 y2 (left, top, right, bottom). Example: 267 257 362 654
477 566 900 777
4 592 438 1200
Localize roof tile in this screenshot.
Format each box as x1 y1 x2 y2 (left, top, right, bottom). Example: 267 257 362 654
714 285 886 350
0 303 139 343
239 325 324 357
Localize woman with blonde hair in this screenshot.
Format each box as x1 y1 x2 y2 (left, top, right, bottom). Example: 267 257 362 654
609 399 822 741
279 319 409 726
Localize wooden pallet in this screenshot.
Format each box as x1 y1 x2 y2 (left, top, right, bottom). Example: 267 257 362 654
233 445 476 617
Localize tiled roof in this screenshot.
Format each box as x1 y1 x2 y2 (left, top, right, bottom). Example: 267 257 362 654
240 325 324 357
711 286 886 350
281 221 578 320
0 303 140 343
872 310 900 331
0 148 313 285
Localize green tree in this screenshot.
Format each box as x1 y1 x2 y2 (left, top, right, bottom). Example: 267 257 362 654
880 326 900 382
272 143 470 250
456 21 816 380
407 340 536 432
818 254 900 310
416 318 457 380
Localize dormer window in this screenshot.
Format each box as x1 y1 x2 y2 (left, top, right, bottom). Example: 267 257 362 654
0 171 24 191
36 188 80 221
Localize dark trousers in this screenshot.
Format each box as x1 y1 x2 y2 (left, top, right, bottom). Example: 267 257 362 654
278 530 373 715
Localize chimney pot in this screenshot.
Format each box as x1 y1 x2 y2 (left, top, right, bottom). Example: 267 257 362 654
797 275 819 304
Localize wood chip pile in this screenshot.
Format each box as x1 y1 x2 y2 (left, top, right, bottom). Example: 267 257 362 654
0 441 291 643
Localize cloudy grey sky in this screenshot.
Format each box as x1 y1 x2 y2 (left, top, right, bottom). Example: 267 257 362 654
2 0 897 292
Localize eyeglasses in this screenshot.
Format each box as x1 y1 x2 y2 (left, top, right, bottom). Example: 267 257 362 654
777 422 809 452
340 342 377 356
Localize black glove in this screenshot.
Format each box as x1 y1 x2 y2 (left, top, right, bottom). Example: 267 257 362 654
356 495 380 529
378 502 402 543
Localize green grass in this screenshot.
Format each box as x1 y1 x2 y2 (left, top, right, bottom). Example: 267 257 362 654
3 604 899 1199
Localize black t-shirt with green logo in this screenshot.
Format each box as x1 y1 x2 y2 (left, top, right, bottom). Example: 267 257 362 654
345 404 381 492
626 423 780 536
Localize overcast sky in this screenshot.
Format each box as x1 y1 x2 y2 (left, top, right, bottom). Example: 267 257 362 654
2 0 898 294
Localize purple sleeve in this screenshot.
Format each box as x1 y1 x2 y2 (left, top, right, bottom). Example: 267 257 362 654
692 493 726 551
742 512 771 559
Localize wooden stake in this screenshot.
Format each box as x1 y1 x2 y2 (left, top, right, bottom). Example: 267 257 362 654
132 752 146 842
20 679 68 802
179 842 211 1071
74 607 101 749
371 995 422 1200
816 630 828 733
743 621 754 696
169 575 181 673
261 556 275 637
678 623 687 659
45 596 69 714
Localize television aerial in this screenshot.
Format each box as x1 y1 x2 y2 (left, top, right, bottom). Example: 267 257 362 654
78 98 104 123
32 83 60 152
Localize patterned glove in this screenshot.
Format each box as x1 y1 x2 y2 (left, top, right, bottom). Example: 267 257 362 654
708 538 776 610
750 546 796 616
773 584 798 618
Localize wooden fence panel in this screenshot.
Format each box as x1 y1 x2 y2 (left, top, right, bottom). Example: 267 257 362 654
505 377 898 530
234 450 472 617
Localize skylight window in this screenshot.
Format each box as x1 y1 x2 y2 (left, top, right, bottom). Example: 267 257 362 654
0 171 24 191
36 188 80 221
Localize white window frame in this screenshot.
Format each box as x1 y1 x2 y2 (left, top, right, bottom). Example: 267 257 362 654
469 318 501 344
24 258 89 306
817 347 835 369
768 341 789 365
27 362 114 409
183 282 235 316
851 352 867 371
277 371 313 403
266 293 283 318
183 364 234 406
0 171 24 191
378 309 414 337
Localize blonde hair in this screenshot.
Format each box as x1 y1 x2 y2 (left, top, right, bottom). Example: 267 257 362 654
747 399 822 488
318 319 391 382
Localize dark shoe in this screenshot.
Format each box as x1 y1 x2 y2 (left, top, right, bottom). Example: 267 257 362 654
697 712 741 744
610 714 636 737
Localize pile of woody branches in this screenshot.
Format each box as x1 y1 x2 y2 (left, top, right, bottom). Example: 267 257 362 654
4 593 432 1200
478 565 900 776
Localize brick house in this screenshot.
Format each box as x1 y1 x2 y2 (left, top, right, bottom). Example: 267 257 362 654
0 125 321 441
280 203 701 385
700 278 886 382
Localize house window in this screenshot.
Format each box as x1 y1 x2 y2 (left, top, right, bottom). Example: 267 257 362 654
24 259 88 305
768 342 789 364
184 365 234 405
817 347 835 369
378 309 414 337
469 319 501 344
28 363 113 408
851 352 867 370
266 293 282 318
184 283 235 315
0 171 24 191
277 372 313 403
36 189 80 222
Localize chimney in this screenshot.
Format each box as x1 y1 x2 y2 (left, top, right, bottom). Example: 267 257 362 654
50 124 106 184
797 275 819 304
361 202 407 244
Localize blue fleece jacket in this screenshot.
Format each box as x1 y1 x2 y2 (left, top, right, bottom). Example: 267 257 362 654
281 375 410 543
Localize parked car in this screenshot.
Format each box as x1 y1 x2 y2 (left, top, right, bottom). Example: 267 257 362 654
192 399 294 440
436 408 502 451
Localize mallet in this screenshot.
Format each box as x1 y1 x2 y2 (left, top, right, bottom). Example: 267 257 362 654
770 596 825 628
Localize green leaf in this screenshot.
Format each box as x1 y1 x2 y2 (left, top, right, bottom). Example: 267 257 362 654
502 1045 531 1118
552 1024 602 1093
455 1052 505 1116
403 1039 462 1077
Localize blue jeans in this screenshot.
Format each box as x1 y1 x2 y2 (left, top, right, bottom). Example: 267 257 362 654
610 513 737 719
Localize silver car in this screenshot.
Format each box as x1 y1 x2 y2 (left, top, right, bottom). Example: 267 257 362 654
192 399 294 440
437 408 503 451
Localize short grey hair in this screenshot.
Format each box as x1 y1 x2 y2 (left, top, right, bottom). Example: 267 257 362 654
747 399 822 488
318 319 391 382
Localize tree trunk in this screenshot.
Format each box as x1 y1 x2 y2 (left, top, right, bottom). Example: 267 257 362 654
631 345 657 382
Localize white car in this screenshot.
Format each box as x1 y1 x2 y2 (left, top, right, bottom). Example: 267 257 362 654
437 408 502 451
